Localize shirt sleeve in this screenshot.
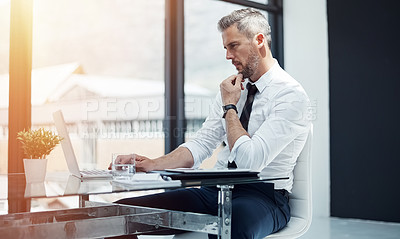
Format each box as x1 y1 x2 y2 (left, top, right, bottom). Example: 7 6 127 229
228 89 311 170
180 93 226 168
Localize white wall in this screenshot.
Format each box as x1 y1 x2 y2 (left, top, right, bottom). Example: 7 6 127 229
283 0 330 218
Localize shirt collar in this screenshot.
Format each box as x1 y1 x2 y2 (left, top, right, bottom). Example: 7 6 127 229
247 59 278 94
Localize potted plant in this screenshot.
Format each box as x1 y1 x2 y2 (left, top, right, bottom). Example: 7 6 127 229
17 128 62 183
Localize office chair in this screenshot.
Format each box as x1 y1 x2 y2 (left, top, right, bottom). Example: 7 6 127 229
266 125 313 238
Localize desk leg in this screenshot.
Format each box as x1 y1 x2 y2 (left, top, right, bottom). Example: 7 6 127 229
217 185 233 239
79 195 89 208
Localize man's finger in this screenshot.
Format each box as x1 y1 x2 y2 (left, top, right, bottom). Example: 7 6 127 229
235 74 243 87
226 75 237 85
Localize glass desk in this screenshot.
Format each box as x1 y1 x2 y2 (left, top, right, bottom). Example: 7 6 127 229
0 172 287 239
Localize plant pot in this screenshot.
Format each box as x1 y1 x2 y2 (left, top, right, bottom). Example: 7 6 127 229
24 182 46 197
23 158 48 183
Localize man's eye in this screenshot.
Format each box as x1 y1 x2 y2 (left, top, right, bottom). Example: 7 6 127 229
229 44 237 50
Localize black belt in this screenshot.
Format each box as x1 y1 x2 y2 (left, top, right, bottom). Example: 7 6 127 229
275 189 289 201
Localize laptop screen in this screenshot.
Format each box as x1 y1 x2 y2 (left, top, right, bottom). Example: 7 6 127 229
53 110 81 177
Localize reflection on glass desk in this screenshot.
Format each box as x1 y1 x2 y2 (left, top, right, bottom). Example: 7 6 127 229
0 172 287 239
1 172 182 200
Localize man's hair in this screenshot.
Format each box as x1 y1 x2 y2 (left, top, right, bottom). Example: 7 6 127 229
218 8 271 49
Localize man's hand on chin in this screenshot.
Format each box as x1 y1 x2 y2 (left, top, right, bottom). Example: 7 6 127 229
220 74 244 105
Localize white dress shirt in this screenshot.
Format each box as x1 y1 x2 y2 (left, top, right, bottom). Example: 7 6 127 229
181 60 311 192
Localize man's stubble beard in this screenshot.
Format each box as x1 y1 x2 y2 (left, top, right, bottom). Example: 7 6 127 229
241 48 259 80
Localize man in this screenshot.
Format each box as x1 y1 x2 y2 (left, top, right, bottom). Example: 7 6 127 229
113 8 311 239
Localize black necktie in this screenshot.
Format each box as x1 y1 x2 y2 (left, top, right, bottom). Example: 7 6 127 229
240 83 258 131
228 83 258 168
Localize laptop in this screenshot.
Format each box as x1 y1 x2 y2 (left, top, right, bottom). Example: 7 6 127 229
154 168 260 180
53 110 112 179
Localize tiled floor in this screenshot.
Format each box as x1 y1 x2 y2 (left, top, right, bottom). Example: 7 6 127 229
138 216 400 239
302 217 400 239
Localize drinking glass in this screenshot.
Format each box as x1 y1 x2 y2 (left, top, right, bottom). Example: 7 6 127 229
111 153 136 180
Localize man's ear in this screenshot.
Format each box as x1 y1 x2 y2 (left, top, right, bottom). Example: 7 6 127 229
255 33 265 48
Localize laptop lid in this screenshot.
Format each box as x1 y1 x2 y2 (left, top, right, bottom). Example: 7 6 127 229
155 169 260 180
53 110 81 178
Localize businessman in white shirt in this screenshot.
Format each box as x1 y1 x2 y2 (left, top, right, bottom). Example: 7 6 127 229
112 8 311 239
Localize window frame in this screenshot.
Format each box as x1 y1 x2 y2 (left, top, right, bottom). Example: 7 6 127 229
8 0 33 212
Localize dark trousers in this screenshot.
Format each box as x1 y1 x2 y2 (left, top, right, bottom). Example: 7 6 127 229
112 183 290 239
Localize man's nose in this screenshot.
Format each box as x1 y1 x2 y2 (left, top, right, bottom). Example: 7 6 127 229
226 50 234 60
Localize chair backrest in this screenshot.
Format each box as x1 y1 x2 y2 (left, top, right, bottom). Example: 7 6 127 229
266 124 313 238
289 125 313 226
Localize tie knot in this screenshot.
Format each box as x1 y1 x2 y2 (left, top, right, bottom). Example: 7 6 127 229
246 83 258 96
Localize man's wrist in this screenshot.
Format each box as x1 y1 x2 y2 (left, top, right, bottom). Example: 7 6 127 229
222 104 238 118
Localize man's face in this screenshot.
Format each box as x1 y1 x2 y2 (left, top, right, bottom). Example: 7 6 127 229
222 25 259 79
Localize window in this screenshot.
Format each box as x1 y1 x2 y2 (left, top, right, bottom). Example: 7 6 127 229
31 0 165 172
22 0 166 211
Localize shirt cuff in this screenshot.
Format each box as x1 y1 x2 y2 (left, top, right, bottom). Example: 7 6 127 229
179 142 202 169
227 135 251 164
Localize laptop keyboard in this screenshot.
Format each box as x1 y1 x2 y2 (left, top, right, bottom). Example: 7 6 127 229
81 169 111 176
